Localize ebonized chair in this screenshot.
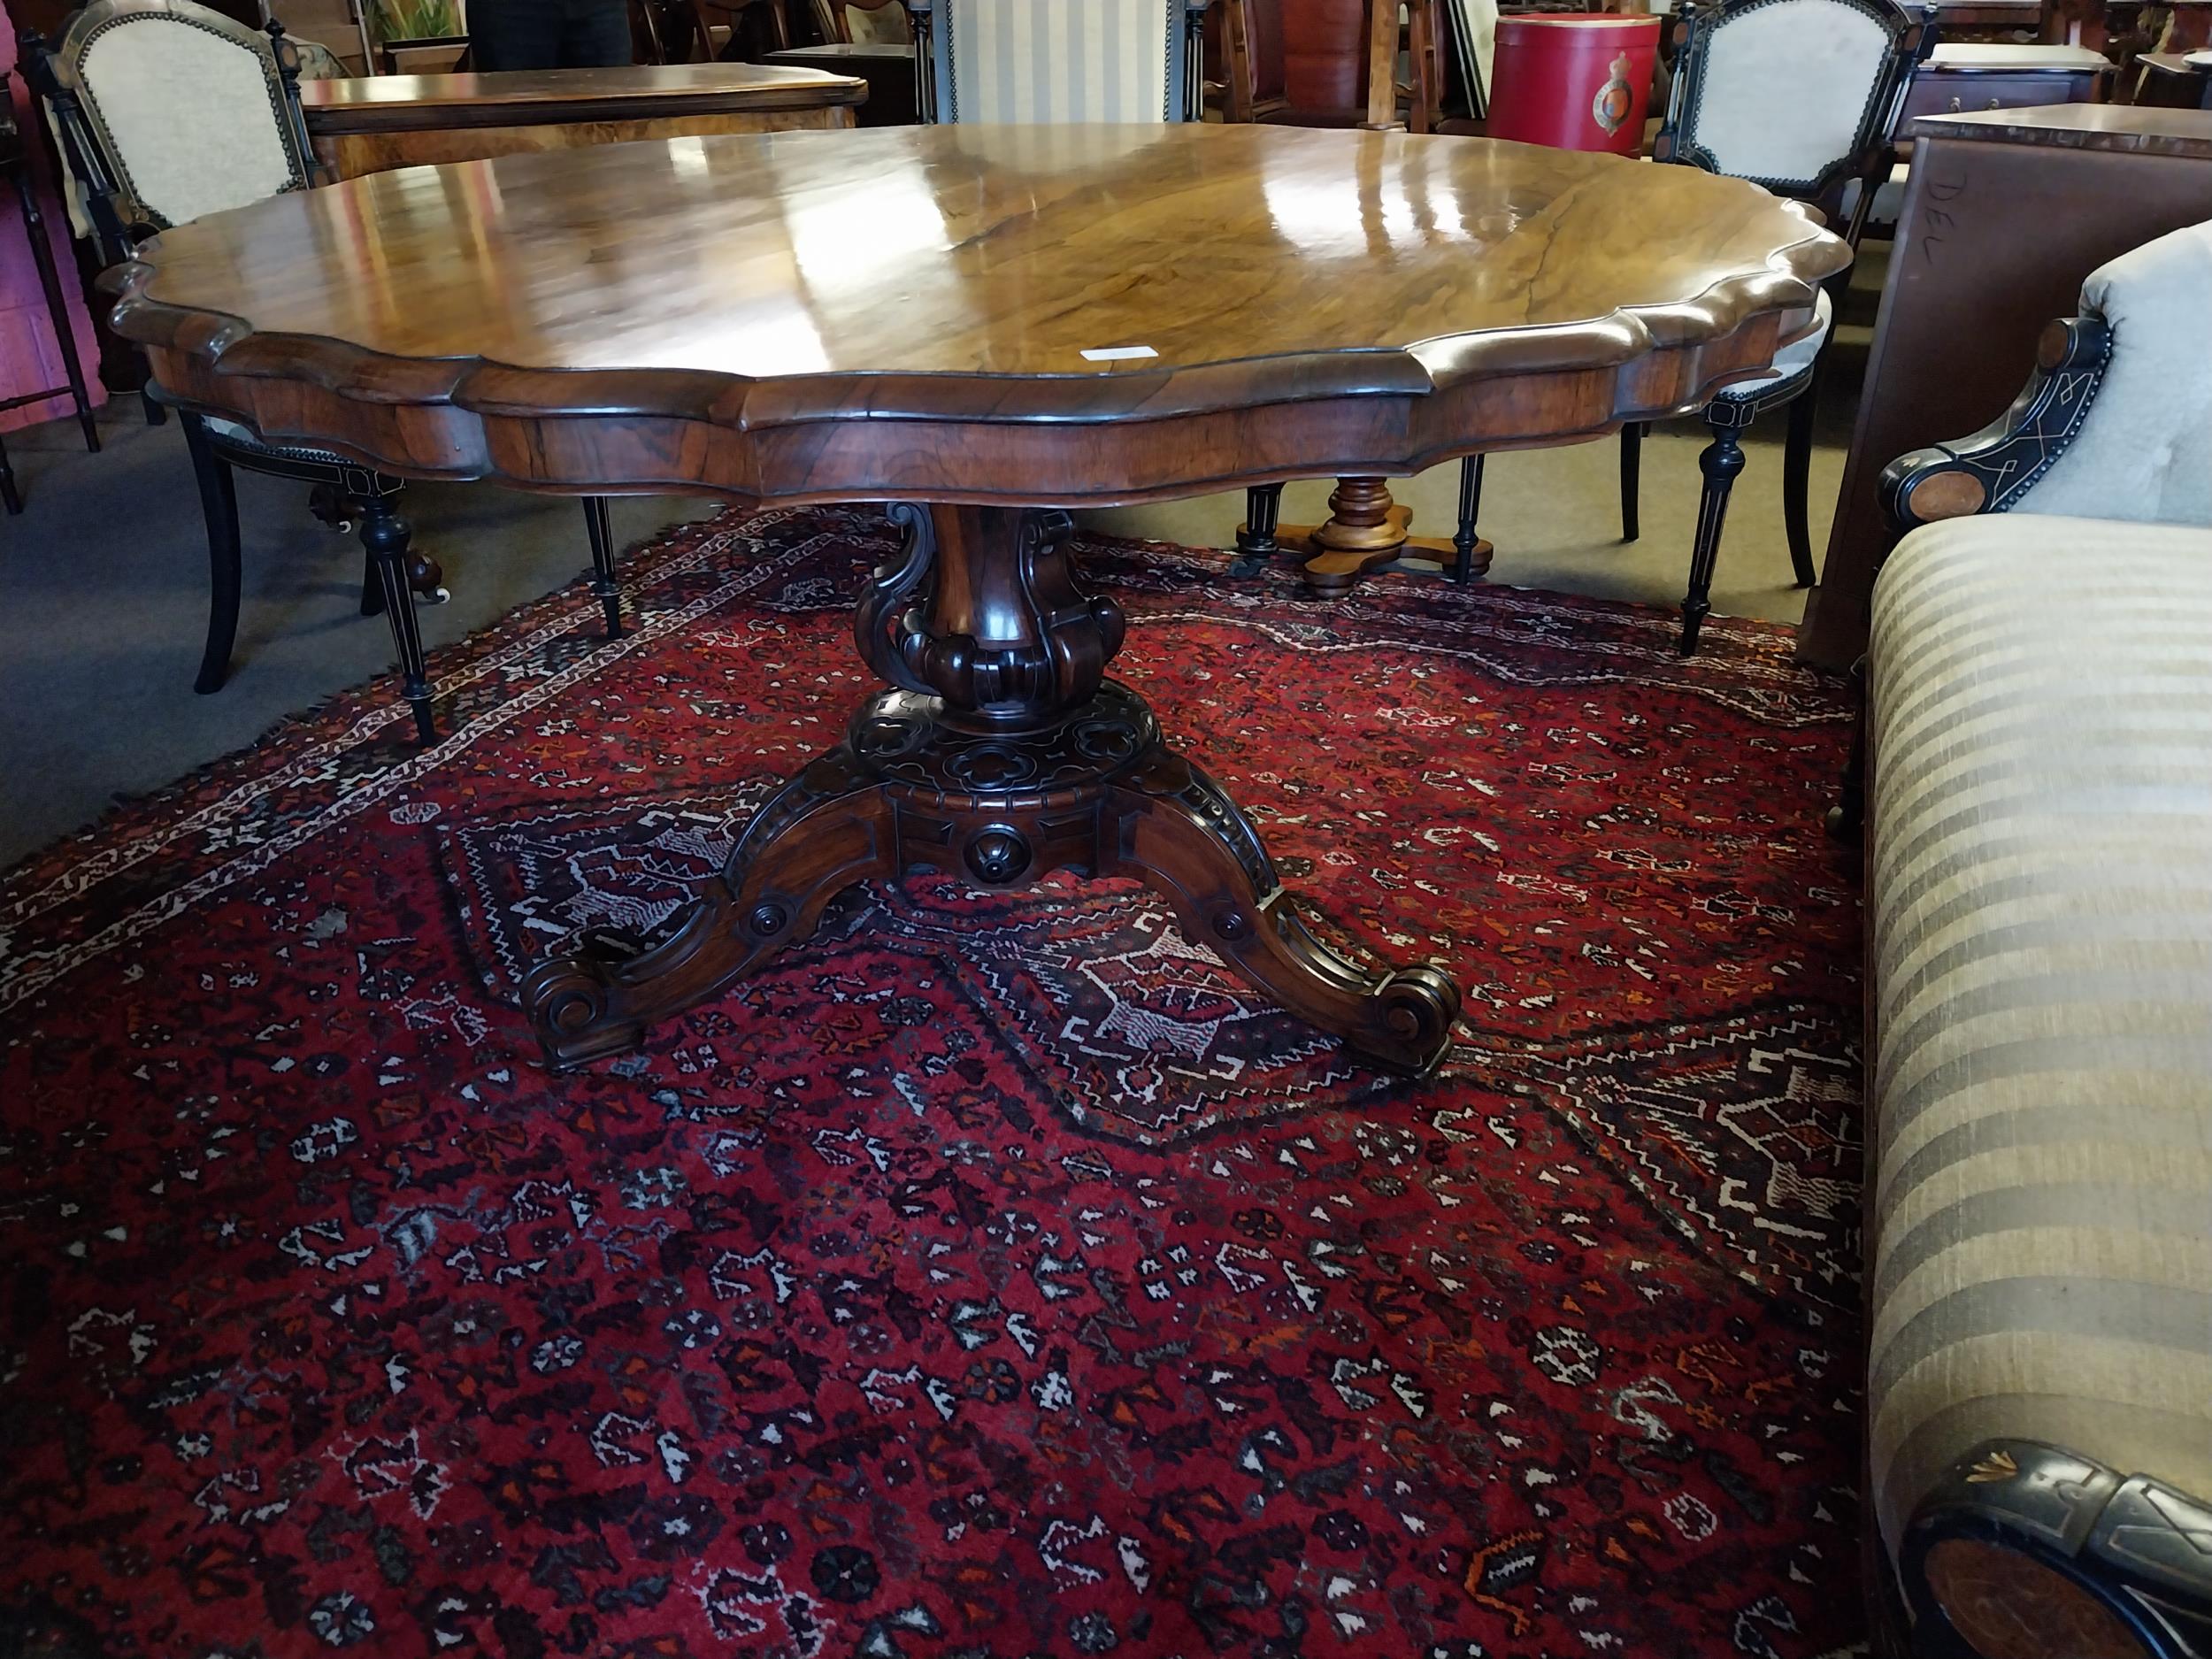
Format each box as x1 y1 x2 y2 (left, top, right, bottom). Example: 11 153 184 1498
28 0 618 739
908 0 1208 125
1607 0 1936 653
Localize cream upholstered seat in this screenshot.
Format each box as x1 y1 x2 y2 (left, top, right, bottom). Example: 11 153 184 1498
1617 0 1930 654
1672 0 1900 195
908 0 1208 124
62 0 312 231
1866 513 2212 1648
1862 219 2212 1655
29 0 618 739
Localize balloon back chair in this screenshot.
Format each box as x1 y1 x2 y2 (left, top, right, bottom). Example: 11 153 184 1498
1623 0 1935 652
27 0 619 742
908 0 1209 125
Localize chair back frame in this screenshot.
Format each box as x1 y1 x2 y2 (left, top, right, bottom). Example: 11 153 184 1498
41 0 317 241
907 0 1208 125
810 0 910 44
1655 0 1936 224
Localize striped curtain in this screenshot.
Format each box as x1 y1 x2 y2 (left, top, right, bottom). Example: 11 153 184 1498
944 0 1179 123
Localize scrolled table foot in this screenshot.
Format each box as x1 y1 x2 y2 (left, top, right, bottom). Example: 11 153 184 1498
522 750 895 1071
1107 750 1462 1077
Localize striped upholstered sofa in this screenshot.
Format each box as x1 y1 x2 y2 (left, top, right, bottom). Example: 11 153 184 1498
1860 219 2212 1657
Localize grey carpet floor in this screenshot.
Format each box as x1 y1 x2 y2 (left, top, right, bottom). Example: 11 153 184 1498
0 280 1869 870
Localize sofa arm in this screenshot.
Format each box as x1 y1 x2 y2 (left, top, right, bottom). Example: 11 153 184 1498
1879 316 2113 532
1898 1440 2212 1658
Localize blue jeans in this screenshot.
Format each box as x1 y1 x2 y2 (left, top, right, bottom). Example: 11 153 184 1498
469 0 633 70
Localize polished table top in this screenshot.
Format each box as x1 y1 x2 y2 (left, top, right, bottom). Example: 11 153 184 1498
299 62 869 127
112 124 1845 503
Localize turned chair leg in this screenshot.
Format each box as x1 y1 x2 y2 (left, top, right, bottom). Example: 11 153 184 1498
583 495 622 636
358 493 436 744
0 428 19 516
1679 409 1747 657
1619 421 1645 542
180 413 243 694
351 487 446 616
12 171 99 456
1452 453 1488 584
1783 384 1819 588
1230 482 1283 577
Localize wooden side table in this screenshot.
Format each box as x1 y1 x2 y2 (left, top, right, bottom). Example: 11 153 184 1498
299 61 865 179
759 42 915 125
0 68 98 496
2138 50 2212 108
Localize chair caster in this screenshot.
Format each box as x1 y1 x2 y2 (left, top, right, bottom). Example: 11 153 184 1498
419 584 452 606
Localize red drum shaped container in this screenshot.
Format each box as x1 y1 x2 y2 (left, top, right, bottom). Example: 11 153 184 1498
1486 14 1663 156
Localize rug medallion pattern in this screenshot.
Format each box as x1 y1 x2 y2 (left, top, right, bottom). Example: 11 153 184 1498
0 509 1862 1658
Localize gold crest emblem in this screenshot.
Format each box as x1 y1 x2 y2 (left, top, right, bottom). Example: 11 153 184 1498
1593 50 1635 136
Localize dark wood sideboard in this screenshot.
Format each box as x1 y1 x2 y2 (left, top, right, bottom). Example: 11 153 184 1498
1802 104 2212 669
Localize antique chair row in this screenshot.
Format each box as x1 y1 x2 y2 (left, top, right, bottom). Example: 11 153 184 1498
23 0 619 739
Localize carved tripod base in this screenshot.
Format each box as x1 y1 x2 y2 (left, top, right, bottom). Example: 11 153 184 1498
521 684 1460 1076
520 502 1461 1078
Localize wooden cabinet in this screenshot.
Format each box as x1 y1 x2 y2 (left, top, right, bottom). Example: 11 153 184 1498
1896 65 2109 122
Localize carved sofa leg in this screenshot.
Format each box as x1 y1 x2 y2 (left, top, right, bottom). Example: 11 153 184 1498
1899 1440 2212 1659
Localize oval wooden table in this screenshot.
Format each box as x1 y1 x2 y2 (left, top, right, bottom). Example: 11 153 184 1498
108 124 1847 1079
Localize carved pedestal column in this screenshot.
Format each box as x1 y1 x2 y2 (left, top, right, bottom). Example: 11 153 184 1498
523 503 1462 1077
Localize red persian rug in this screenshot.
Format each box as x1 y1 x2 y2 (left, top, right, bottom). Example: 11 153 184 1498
1 508 1863 1659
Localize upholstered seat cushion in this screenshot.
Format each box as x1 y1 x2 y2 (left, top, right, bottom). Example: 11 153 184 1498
2018 218 2212 529
1864 513 2212 1561
1710 286 1831 402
